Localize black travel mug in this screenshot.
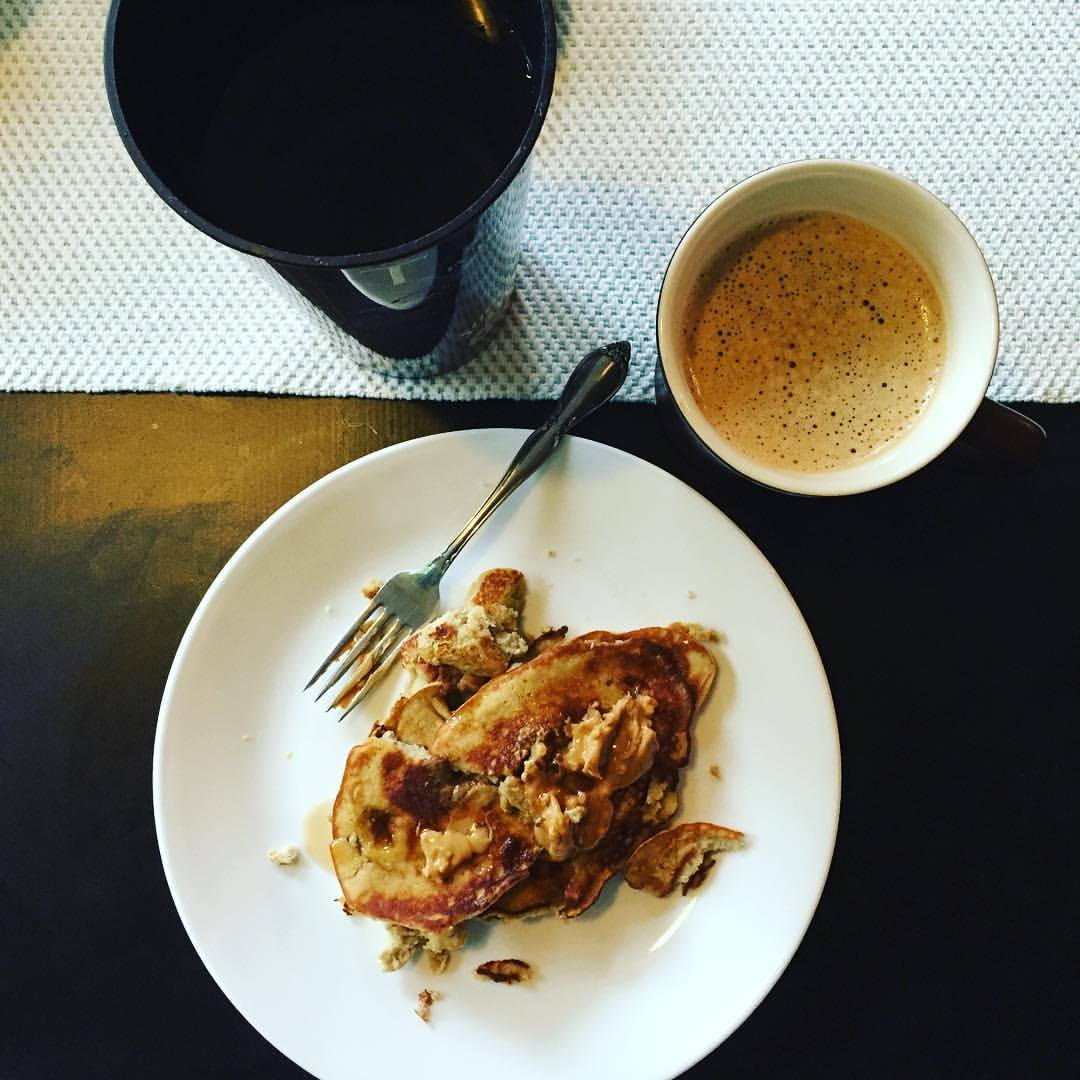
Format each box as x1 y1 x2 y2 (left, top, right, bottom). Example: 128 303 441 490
105 0 557 376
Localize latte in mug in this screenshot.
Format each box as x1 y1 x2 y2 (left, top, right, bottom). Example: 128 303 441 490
679 213 946 472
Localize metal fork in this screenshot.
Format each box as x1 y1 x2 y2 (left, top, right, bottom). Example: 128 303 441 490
305 340 630 721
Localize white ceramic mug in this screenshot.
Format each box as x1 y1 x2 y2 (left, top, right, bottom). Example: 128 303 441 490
655 160 1042 495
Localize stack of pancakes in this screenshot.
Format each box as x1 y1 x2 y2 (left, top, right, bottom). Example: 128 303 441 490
329 570 717 956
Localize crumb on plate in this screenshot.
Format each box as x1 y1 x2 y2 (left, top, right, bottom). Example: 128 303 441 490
267 846 300 866
241 733 254 742
475 958 534 984
428 950 452 975
380 924 468 972
709 764 723 780
362 578 383 599
415 988 438 1022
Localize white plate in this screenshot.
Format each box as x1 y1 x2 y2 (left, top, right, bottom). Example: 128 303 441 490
155 429 840 1080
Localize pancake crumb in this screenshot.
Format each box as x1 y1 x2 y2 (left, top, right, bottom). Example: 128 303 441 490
267 846 300 865
362 577 382 599
546 549 557 557
475 958 533 984
687 590 697 599
414 988 438 1022
380 924 469 972
428 950 452 975
709 764 723 780
381 926 424 971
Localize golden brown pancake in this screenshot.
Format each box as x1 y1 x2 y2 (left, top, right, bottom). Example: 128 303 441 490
374 684 451 750
431 626 715 778
441 627 716 919
330 622 719 938
331 736 535 933
624 822 746 897
399 568 528 691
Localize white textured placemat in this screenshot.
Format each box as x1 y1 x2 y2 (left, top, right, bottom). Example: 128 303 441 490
0 1 1076 401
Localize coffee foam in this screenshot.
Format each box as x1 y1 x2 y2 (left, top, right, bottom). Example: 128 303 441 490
680 213 946 472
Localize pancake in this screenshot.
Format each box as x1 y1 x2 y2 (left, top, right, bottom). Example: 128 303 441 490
330 620 721 947
438 626 715 919
330 735 535 933
431 626 715 778
374 684 451 751
624 822 746 897
399 568 528 695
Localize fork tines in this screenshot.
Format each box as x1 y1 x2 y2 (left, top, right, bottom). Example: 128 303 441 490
303 598 379 691
306 604 412 722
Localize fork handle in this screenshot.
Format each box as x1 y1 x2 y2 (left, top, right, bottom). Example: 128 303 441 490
430 341 630 575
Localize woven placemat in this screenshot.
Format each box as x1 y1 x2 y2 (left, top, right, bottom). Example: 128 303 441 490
0 1 1076 400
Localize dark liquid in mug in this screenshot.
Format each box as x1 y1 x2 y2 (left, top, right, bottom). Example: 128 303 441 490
184 1 537 256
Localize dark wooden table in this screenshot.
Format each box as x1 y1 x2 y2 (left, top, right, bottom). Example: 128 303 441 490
1 394 1075 1078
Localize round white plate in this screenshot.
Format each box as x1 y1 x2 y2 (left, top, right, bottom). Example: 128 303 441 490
155 429 839 1080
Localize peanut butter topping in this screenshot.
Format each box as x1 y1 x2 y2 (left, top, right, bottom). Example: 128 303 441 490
419 822 492 880
510 741 577 858
560 702 612 778
641 776 679 825
494 697 661 861
562 693 658 788
497 774 527 815
534 790 575 860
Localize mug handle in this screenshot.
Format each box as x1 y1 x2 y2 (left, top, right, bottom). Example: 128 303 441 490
951 398 1045 473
